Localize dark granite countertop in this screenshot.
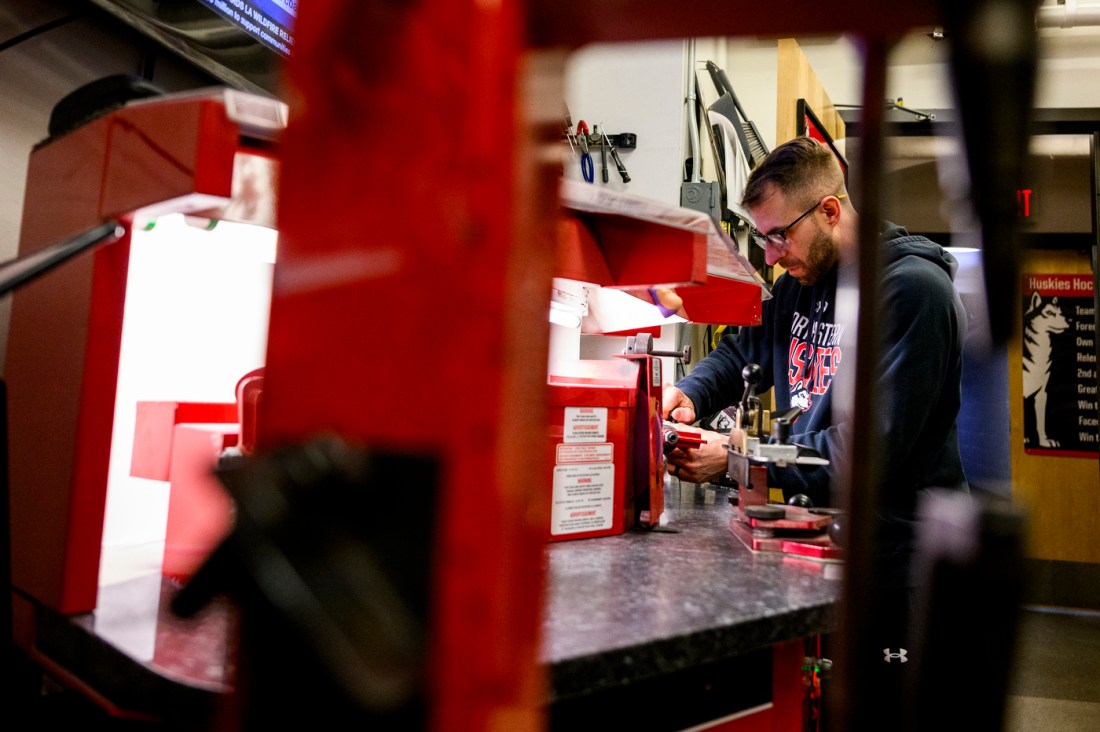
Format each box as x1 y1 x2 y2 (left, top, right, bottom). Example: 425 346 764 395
34 478 842 718
542 480 842 700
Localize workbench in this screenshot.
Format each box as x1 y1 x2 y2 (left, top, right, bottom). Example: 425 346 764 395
28 479 842 729
543 480 842 729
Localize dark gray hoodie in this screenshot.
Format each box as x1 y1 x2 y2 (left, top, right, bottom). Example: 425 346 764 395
678 223 969 578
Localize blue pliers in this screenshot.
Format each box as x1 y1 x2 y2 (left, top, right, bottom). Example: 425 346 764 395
576 120 594 183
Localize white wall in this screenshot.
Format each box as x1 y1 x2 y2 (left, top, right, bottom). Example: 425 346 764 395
563 40 690 369
564 40 687 204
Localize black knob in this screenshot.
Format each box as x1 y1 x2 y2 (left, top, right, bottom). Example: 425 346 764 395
740 364 762 406
770 406 803 444
828 513 845 547
742 364 762 391
787 493 813 508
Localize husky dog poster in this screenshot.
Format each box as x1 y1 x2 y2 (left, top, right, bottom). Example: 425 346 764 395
1021 274 1098 457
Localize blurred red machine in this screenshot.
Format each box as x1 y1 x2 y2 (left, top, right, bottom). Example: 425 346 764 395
6 87 284 620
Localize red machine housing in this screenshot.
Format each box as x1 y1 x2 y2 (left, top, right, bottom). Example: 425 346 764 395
547 366 637 540
546 355 665 541
5 90 283 630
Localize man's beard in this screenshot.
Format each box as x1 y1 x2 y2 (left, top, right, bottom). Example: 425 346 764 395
783 224 839 286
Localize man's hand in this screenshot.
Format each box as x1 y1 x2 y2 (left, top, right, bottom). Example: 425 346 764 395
662 385 697 424
665 427 729 484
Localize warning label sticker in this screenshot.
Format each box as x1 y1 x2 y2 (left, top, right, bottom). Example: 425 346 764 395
563 406 608 443
551 463 614 535
555 442 614 464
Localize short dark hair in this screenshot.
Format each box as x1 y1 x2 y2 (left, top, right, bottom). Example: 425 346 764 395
742 137 845 211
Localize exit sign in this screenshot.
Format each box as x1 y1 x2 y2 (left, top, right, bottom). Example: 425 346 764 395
1017 188 1033 218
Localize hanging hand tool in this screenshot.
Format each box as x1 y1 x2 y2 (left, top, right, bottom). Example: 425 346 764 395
602 129 630 183
576 120 594 183
596 124 609 183
705 61 769 168
563 112 577 156
564 111 632 185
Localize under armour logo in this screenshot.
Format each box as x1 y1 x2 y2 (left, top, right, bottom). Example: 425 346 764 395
883 648 908 663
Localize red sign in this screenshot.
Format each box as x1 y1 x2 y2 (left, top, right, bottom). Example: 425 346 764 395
1017 188 1033 218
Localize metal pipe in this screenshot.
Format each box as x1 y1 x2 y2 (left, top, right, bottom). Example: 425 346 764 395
685 38 702 182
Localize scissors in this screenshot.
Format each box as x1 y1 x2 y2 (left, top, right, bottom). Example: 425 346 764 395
576 120 594 183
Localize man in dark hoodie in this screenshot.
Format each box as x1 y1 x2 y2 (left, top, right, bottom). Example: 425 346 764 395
662 136 969 716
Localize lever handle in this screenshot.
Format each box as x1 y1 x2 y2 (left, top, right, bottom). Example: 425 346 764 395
740 364 761 404
649 344 691 364
770 406 803 444
624 334 691 365
738 364 763 433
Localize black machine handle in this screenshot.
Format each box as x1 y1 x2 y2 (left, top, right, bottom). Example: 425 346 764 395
738 364 762 433
769 406 803 444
